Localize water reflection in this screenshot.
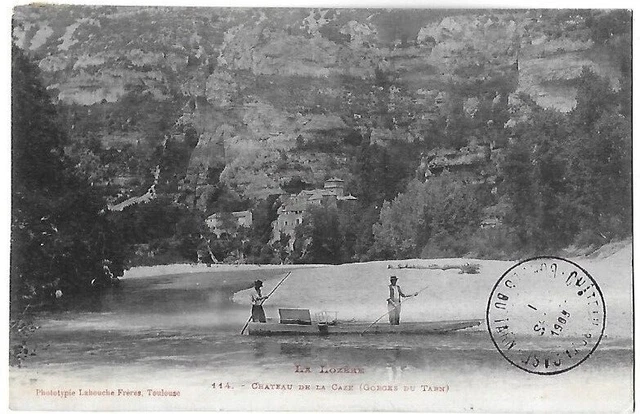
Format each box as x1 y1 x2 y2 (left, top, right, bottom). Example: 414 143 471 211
53 267 292 317
26 269 632 382
279 342 313 358
385 347 406 380
252 341 268 359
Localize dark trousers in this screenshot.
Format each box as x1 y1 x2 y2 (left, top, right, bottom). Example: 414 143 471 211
252 305 266 323
388 302 401 325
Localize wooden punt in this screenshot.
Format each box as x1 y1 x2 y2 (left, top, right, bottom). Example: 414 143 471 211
247 319 483 336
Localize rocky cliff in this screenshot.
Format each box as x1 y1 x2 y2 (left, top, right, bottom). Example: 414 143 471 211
12 7 625 206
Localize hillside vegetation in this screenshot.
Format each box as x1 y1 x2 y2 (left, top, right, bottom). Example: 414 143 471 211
11 8 631 303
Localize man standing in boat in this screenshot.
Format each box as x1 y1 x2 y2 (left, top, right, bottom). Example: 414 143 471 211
251 280 269 323
387 275 417 325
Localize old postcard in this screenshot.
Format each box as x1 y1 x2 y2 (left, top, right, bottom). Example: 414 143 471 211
9 4 633 412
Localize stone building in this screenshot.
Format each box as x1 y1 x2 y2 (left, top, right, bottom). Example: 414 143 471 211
206 210 253 238
271 178 356 247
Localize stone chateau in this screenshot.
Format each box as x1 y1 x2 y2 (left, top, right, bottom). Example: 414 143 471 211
271 178 356 247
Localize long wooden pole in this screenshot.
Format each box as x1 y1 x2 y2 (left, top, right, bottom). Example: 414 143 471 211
240 271 292 335
360 283 431 335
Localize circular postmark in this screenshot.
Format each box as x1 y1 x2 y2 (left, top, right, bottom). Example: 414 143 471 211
487 256 605 375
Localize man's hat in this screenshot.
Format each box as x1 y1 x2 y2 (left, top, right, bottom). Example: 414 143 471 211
390 275 398 281
254 279 263 288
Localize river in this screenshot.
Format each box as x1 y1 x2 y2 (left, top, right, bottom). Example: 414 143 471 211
9 266 633 412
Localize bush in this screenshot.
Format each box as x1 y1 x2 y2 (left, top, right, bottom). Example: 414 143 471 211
464 226 520 260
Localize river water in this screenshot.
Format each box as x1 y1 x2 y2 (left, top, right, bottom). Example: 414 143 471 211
10 267 634 412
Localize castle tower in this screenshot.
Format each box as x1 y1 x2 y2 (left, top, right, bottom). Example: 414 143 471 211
324 178 344 197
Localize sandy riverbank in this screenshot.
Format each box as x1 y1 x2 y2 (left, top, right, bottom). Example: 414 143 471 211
124 262 324 278
231 241 632 338
119 241 632 339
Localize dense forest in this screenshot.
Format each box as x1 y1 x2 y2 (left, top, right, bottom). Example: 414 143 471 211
11 8 632 311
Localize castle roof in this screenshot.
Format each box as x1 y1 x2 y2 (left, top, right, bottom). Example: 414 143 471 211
338 194 357 201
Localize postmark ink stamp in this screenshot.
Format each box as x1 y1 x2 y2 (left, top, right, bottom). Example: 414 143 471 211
487 257 606 375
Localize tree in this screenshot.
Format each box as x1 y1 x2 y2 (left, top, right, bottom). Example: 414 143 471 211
175 210 207 262
498 69 631 251
372 180 431 258
419 176 483 257
372 175 483 259
501 110 578 250
11 46 66 192
566 68 631 244
571 67 617 131
350 141 420 206
250 194 281 244
11 45 127 310
350 204 383 261
568 111 632 242
271 232 291 264
291 206 344 264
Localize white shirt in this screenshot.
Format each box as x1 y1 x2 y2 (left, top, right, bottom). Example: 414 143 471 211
389 284 405 303
251 290 266 306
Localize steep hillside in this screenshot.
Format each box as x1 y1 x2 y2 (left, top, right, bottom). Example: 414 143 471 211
13 7 626 206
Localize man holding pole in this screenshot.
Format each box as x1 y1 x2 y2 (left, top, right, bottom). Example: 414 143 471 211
387 275 418 325
240 272 291 335
251 280 269 323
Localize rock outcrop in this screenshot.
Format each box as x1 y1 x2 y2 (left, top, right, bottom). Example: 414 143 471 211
13 7 625 203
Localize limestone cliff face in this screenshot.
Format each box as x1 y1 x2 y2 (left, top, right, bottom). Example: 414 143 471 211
13 7 624 203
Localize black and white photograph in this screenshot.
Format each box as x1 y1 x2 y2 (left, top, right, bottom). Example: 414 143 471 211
8 4 633 411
